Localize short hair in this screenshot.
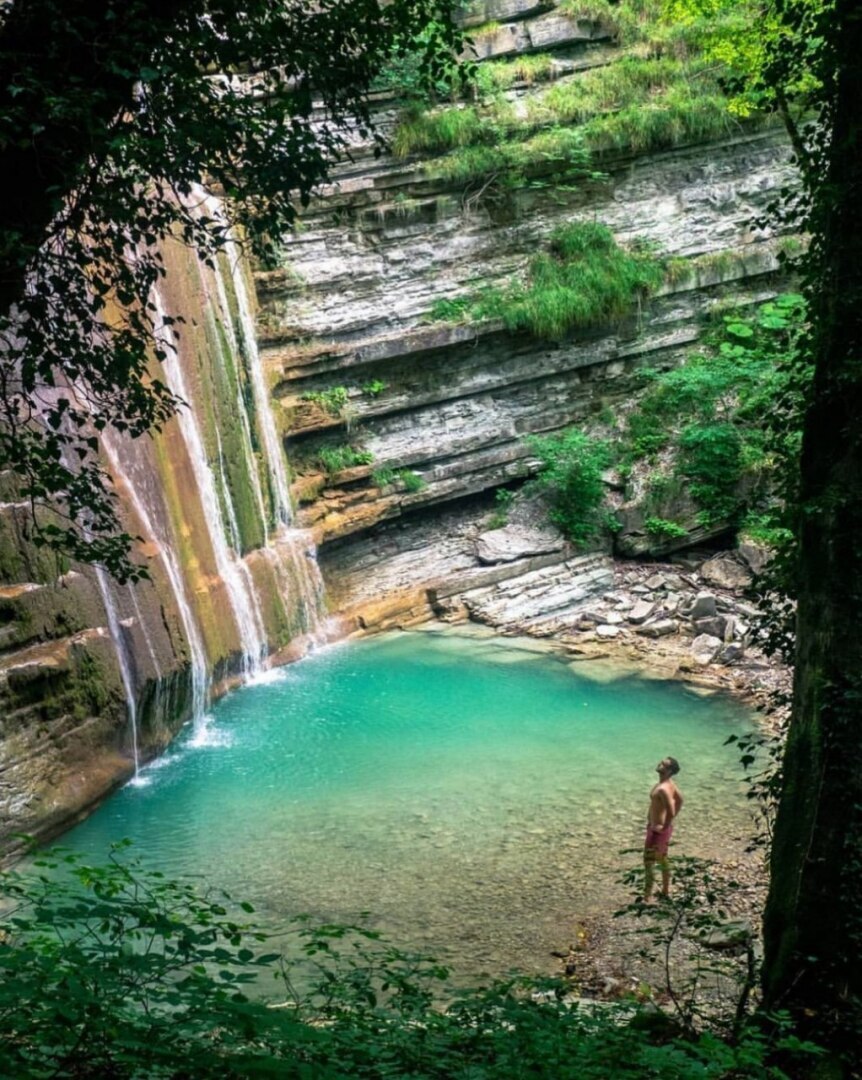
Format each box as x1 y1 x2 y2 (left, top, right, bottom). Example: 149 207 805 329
666 757 680 776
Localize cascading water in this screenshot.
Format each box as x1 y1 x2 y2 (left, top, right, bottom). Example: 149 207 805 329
100 428 211 726
196 192 329 638
151 288 269 678
94 568 140 777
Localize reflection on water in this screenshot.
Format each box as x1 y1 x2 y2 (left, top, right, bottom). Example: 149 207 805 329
62 630 755 981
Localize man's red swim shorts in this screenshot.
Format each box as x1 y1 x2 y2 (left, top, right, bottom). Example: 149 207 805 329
644 823 673 857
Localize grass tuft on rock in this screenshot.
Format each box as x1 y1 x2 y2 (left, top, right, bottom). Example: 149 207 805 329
431 222 663 341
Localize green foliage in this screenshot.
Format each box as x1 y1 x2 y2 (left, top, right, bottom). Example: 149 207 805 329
663 0 824 126
429 124 597 189
301 386 349 417
0 0 466 578
0 846 823 1078
486 487 516 529
371 467 425 492
371 16 472 103
645 516 689 539
678 422 745 524
398 469 426 493
559 0 668 44
622 293 809 526
428 295 475 322
361 379 388 397
0 845 295 1077
399 42 767 199
526 429 612 546
432 222 663 341
317 445 374 477
475 53 557 93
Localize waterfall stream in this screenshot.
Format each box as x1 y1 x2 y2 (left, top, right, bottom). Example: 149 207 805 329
95 568 140 777
95 203 329 763
152 288 269 679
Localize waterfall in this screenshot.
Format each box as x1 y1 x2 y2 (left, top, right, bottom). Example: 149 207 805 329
192 191 329 639
95 569 140 777
152 288 269 678
101 429 211 725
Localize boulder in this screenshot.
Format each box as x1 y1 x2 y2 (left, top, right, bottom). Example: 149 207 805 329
627 600 656 625
689 592 717 619
595 624 621 639
476 525 564 565
737 541 771 575
697 919 753 951
644 574 666 590
719 642 746 664
700 554 753 591
602 611 625 625
690 634 723 665
692 616 727 639
636 619 677 638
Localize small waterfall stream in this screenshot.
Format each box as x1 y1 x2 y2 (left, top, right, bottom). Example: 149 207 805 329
101 428 211 724
92 200 330 766
95 568 140 777
152 288 269 679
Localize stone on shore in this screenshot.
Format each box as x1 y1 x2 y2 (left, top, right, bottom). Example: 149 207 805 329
689 591 717 619
690 634 723 665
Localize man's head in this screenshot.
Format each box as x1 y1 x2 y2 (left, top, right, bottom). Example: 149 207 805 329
656 756 680 778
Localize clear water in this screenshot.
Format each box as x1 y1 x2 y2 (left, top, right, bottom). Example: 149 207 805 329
63 630 756 982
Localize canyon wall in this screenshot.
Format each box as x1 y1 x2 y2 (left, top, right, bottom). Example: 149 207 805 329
257 1 795 631
0 229 326 852
0 0 797 850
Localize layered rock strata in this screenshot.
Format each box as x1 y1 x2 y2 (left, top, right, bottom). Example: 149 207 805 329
0 235 326 854
257 5 795 631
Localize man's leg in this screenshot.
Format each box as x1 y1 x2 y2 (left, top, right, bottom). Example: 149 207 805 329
659 854 671 898
643 848 657 901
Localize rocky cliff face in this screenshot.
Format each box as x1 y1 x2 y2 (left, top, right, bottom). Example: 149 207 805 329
0 0 797 851
256 1 795 631
0 228 326 854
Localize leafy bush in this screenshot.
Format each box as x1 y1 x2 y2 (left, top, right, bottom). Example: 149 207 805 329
317 445 373 476
371 466 398 488
302 386 349 417
621 293 808 526
371 467 426 492
678 421 744 524
398 469 426 493
645 515 689 539
0 846 822 1078
361 379 388 397
527 429 612 546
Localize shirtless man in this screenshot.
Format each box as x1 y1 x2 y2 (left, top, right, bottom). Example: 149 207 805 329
643 756 683 901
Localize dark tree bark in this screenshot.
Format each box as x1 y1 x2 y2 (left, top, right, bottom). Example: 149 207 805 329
762 0 862 1066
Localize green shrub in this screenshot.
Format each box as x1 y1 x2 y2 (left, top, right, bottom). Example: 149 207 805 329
372 466 398 488
526 429 612 546
475 53 557 93
0 846 823 1078
361 379 388 397
398 469 426 493
645 516 689 539
620 293 808 527
317 444 373 476
302 386 349 417
372 467 426 492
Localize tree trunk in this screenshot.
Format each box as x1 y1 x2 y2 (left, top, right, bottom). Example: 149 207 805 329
761 0 862 1065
